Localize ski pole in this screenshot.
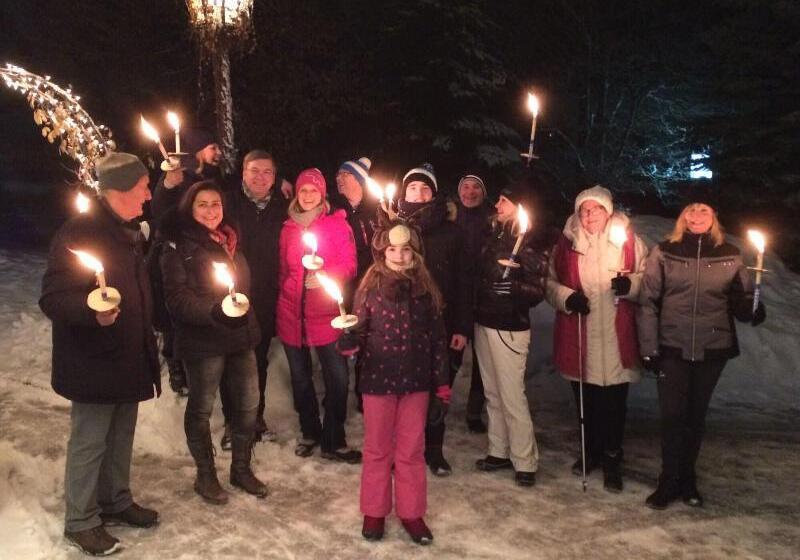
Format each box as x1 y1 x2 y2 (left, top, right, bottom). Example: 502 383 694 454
578 311 587 493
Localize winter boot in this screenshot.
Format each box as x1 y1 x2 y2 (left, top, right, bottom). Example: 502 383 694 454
475 455 513 472
681 474 704 508
425 447 452 477
602 450 624 493
361 516 385 541
401 518 433 545
166 358 189 397
188 436 229 505
230 434 268 498
220 424 232 451
100 502 159 528
645 475 681 510
64 526 121 556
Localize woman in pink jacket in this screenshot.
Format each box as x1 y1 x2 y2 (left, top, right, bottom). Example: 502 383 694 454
276 168 360 463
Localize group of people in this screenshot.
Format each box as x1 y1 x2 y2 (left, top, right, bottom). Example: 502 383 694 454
39 129 767 555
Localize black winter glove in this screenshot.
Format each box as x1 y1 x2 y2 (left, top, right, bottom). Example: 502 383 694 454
565 291 590 315
641 355 663 378
611 275 632 297
336 331 360 356
751 301 766 326
426 396 449 426
211 303 248 329
491 280 513 297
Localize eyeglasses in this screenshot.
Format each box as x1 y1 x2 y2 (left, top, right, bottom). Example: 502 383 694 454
580 206 606 217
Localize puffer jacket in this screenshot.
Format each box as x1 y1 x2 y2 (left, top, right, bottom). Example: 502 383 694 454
638 232 755 361
159 214 261 360
546 212 648 384
475 219 553 331
276 206 357 347
353 275 449 395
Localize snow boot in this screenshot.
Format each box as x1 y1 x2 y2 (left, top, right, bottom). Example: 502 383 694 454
401 518 433 545
425 447 452 477
645 475 681 510
602 450 623 493
362 516 385 541
64 526 121 556
230 434 268 498
100 502 159 528
188 436 229 505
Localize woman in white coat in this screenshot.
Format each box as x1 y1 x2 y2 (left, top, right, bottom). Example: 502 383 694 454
546 185 648 492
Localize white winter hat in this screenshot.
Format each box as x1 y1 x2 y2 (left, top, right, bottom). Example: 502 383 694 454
338 157 372 188
574 185 613 215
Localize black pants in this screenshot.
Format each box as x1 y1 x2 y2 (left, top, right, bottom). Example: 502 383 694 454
465 344 485 420
425 344 464 450
571 381 629 460
221 330 272 423
657 356 726 481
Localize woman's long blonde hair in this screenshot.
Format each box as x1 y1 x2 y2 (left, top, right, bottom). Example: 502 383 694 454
668 203 725 246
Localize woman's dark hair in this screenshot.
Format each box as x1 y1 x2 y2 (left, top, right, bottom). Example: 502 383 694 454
177 180 230 230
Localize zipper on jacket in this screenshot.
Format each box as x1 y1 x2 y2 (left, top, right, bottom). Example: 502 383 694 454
690 235 702 361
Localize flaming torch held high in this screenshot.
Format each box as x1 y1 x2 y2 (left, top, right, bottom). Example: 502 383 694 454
498 205 530 278
317 273 358 329
70 249 121 311
213 261 249 317
521 92 540 165
747 230 767 314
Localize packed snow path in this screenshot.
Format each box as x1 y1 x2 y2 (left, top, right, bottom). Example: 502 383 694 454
1 216 798 559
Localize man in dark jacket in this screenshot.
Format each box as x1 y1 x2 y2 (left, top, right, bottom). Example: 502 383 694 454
397 163 473 476
40 152 161 556
219 150 290 444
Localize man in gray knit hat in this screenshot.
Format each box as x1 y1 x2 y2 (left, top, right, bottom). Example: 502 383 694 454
40 152 161 556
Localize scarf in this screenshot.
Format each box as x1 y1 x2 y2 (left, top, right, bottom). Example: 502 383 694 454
208 223 238 258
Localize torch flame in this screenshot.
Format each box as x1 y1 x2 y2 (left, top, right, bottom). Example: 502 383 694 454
517 205 530 234
70 249 104 274
75 192 90 213
139 115 160 143
527 93 540 117
316 273 343 304
302 232 318 253
166 111 180 132
385 182 396 203
212 261 234 290
610 224 627 247
747 230 766 253
366 177 384 202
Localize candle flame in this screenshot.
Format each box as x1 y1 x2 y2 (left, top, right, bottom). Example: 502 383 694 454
517 205 530 234
316 273 343 304
140 115 160 143
527 92 540 117
366 177 384 202
166 111 180 132
302 231 318 253
212 261 234 290
70 249 104 274
610 224 627 247
75 192 90 213
385 182 396 203
747 230 765 253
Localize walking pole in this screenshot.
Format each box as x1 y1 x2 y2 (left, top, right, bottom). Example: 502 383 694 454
578 311 587 492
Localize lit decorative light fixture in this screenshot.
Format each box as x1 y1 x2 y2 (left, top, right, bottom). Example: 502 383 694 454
185 0 255 175
0 64 114 191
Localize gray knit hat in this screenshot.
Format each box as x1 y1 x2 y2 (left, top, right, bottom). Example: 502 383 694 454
95 152 148 192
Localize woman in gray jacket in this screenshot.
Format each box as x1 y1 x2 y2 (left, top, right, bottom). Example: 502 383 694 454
638 197 766 510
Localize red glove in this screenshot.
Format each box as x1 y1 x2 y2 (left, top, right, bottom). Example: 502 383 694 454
435 384 451 405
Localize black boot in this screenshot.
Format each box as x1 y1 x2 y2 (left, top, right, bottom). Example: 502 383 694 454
425 447 452 477
645 475 681 510
187 436 228 505
571 455 600 477
681 473 703 507
602 450 623 493
167 358 189 397
230 434 268 498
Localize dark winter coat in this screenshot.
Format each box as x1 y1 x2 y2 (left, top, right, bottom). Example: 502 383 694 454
159 214 261 360
475 219 553 331
398 198 473 336
329 193 378 285
638 232 755 361
39 201 161 404
353 276 449 395
224 185 289 337
452 199 493 262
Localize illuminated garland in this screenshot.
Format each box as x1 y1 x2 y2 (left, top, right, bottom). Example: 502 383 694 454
0 64 115 191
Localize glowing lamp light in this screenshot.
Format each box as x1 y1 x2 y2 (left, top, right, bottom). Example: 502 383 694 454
75 192 90 213
690 152 713 180
187 0 253 31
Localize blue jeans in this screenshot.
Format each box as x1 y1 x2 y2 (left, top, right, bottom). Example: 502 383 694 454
283 342 349 453
183 350 259 464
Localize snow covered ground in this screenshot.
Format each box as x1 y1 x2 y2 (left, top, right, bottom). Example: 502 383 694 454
0 216 798 559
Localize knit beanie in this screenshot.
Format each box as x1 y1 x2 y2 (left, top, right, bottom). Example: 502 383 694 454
498 179 530 207
182 128 216 156
574 185 614 215
338 157 371 188
95 152 148 192
295 168 327 198
458 174 487 198
680 183 719 211
402 163 438 196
